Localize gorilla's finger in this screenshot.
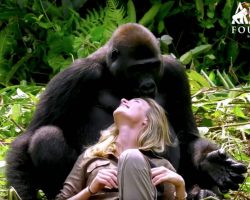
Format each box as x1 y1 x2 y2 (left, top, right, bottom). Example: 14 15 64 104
215 176 226 189
219 176 239 191
226 181 239 191
206 150 224 162
225 158 238 165
198 189 218 199
218 149 227 160
230 172 246 184
230 163 247 173
219 186 229 194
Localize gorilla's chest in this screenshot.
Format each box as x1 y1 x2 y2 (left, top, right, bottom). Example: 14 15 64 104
84 90 120 137
96 90 121 112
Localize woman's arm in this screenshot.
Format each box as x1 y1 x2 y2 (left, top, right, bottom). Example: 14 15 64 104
66 168 118 200
68 187 91 200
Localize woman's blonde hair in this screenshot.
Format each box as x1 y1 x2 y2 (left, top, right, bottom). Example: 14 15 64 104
84 98 171 158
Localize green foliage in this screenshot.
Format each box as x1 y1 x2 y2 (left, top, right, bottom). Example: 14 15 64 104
74 0 128 58
139 3 161 26
0 84 43 199
0 0 128 85
136 0 249 84
189 74 250 199
126 0 136 22
0 85 42 139
0 0 249 86
178 0 249 82
180 44 212 65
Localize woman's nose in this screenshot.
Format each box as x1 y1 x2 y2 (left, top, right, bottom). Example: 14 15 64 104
121 98 128 104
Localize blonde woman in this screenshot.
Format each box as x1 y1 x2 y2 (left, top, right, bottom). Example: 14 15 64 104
56 98 187 200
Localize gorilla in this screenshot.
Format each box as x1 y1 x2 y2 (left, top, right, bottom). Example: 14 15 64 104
6 23 247 200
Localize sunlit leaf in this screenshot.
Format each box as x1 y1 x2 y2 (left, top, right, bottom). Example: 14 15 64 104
233 106 248 119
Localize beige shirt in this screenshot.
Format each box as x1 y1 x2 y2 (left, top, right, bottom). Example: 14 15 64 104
56 151 176 200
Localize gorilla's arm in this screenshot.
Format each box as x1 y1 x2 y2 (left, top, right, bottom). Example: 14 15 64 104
160 55 199 142
161 55 247 193
27 58 105 145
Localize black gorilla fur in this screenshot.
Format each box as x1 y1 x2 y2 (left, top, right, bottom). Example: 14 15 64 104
6 23 247 200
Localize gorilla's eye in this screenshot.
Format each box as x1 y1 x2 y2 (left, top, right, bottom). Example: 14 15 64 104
111 48 119 61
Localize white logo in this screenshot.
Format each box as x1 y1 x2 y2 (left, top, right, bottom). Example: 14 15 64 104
231 2 250 36
232 2 250 24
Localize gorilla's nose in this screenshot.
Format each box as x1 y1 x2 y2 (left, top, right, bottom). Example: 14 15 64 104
139 80 156 97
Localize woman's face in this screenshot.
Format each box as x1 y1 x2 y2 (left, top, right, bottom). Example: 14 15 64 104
113 98 150 126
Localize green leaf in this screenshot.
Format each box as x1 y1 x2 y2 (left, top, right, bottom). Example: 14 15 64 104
217 70 230 89
227 41 239 63
0 8 24 20
36 21 53 29
205 54 216 60
208 71 216 82
222 0 233 23
127 0 136 22
157 1 175 20
157 20 165 34
222 71 235 88
90 26 105 42
195 0 204 20
11 104 21 122
179 51 192 65
160 35 173 45
179 44 212 65
201 118 213 127
47 55 72 73
187 70 210 88
233 106 248 119
201 69 216 87
190 44 212 56
139 3 161 26
207 10 214 18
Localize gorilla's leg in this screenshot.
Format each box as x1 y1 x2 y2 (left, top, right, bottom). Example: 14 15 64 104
6 133 38 200
28 125 78 199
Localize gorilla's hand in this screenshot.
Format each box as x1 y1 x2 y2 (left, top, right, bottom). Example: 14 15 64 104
200 149 247 192
188 185 219 200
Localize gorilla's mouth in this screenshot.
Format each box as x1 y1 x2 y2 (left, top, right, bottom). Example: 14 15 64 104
138 80 157 98
139 88 156 98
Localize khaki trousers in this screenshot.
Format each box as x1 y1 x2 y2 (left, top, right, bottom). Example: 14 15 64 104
118 149 157 200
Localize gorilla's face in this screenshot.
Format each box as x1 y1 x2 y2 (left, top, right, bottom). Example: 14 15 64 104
106 24 163 98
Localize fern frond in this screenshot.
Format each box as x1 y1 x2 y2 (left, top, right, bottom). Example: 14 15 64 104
0 25 16 83
73 0 128 58
0 26 15 59
106 0 126 22
106 0 120 9
103 0 127 36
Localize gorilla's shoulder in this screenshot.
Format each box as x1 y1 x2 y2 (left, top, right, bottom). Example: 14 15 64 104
71 57 105 76
52 57 105 84
162 54 182 68
162 54 186 74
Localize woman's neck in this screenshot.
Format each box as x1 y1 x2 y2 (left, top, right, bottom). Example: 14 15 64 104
115 125 140 156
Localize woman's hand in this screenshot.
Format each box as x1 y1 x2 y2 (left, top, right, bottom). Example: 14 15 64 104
151 166 184 187
151 166 187 199
89 168 118 194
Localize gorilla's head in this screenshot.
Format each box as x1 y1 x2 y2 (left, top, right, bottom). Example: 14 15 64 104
106 23 163 98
